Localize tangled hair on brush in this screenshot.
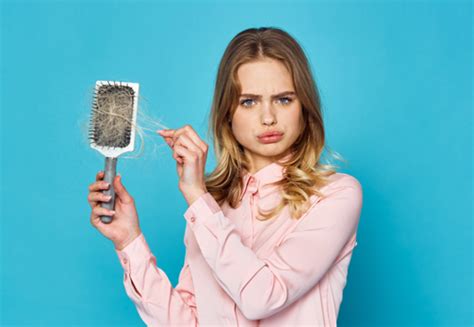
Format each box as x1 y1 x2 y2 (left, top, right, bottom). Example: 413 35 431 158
204 27 347 221
92 85 136 148
80 89 170 160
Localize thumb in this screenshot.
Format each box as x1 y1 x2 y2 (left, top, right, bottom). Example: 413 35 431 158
113 175 133 203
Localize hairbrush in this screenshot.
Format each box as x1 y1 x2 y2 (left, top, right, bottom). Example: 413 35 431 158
88 80 139 224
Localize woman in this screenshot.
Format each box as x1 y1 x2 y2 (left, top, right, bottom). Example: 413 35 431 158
87 27 363 326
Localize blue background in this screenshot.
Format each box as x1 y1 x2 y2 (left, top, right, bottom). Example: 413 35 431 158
1 0 472 326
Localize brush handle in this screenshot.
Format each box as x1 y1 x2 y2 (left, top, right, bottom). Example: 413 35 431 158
100 157 117 224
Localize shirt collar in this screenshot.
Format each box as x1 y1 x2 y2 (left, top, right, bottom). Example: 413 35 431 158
239 152 293 200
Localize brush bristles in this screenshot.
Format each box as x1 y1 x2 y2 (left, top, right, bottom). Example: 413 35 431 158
88 82 135 148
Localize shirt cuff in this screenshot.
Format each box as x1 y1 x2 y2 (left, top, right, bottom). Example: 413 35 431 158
115 232 151 274
183 192 222 228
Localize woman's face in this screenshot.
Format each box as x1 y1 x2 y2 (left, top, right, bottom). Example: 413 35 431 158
231 57 304 173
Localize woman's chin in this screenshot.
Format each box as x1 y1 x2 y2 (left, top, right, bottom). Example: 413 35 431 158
253 145 290 157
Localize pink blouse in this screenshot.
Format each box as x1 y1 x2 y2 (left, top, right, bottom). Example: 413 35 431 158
115 161 363 326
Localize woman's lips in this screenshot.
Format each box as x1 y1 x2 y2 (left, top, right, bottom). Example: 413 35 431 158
257 132 284 144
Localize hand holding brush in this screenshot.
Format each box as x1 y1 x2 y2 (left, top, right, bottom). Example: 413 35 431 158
87 171 142 250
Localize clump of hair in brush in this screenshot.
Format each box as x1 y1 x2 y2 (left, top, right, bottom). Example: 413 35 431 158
90 84 134 148
80 83 170 160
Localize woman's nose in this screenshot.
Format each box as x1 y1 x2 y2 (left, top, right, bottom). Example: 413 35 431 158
263 115 276 126
261 102 277 125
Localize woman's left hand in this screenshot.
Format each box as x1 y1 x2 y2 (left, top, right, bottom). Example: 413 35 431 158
157 125 209 206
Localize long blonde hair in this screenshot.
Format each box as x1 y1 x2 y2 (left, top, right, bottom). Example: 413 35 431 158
205 27 345 221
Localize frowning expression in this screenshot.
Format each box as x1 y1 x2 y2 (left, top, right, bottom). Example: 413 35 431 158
231 57 304 171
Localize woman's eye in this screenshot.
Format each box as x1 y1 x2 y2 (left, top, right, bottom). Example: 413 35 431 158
240 97 293 107
278 97 293 105
240 99 255 107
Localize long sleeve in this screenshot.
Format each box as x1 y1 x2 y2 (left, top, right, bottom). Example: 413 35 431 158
115 232 198 326
183 175 363 321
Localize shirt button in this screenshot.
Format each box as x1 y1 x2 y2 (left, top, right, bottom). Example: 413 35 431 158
190 217 196 222
122 257 128 264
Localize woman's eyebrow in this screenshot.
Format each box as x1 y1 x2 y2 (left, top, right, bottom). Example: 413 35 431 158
239 91 296 99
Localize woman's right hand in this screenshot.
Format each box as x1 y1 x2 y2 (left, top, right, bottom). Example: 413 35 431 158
88 171 142 251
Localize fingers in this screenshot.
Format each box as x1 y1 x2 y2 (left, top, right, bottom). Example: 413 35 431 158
90 206 115 226
161 135 174 148
157 125 208 153
175 134 202 155
174 143 197 164
92 205 115 217
157 129 176 148
96 171 105 181
89 172 115 226
160 131 203 166
173 151 184 165
89 180 110 192
88 171 133 210
88 192 112 208
157 125 209 169
113 175 134 204
88 174 110 208
180 125 208 153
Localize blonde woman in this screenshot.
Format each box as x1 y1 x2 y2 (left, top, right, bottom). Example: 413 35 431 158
88 27 363 326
